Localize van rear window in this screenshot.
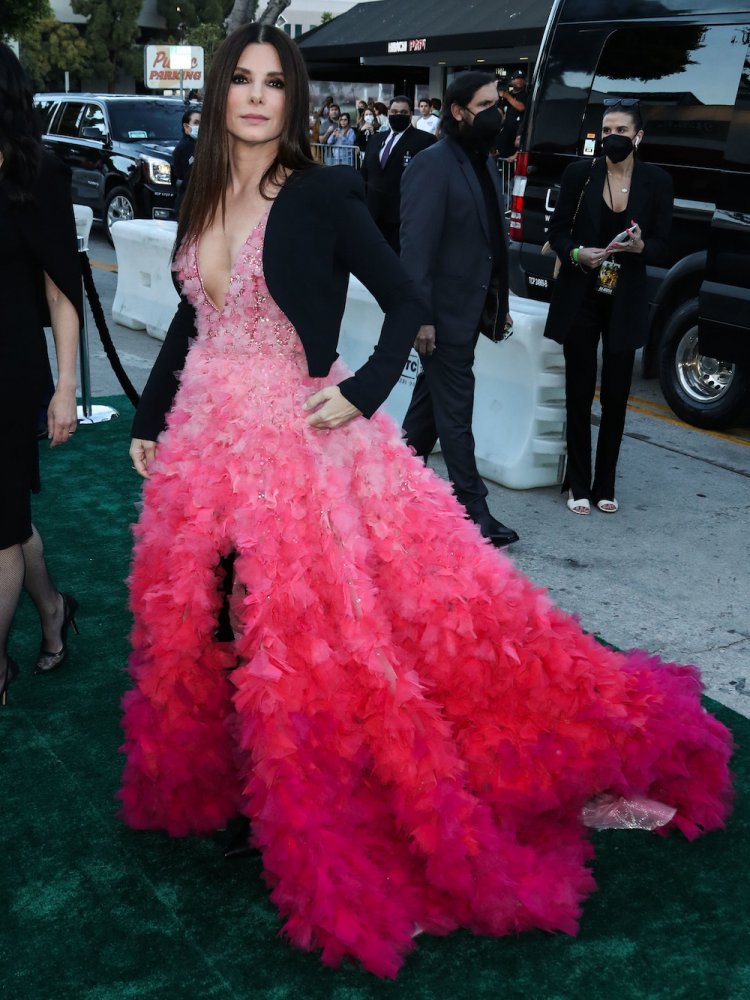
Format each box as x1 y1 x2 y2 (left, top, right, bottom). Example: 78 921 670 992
584 24 749 169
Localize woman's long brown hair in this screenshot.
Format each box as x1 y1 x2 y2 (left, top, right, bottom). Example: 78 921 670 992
176 23 316 250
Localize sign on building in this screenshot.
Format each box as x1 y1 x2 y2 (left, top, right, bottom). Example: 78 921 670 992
144 46 205 90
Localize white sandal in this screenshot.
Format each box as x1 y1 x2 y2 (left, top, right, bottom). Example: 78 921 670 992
566 491 591 515
596 498 619 513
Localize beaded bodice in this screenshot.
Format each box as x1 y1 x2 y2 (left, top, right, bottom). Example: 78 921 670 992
174 212 305 363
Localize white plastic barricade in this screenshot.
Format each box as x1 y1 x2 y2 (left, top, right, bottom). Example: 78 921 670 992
112 220 179 343
338 278 422 425
73 204 93 249
472 296 566 489
338 280 566 490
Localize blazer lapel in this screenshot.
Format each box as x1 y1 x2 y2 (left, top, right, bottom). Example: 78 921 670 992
449 140 490 243
625 158 651 233
579 158 605 243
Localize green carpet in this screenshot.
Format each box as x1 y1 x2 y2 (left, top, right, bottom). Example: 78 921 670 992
2 396 748 1000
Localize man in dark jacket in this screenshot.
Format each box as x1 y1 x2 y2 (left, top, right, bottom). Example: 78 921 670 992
173 107 200 212
360 96 435 253
400 72 518 547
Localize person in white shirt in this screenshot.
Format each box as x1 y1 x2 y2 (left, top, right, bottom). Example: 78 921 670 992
414 98 439 135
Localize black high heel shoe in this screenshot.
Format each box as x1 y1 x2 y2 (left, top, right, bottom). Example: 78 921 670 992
33 593 80 675
1 657 20 706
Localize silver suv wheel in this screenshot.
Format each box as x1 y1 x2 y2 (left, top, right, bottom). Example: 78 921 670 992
106 193 135 230
675 323 736 404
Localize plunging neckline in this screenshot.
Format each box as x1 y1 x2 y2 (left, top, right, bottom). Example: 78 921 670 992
196 206 271 312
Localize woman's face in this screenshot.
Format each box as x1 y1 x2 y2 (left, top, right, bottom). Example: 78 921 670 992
601 110 643 145
225 43 286 149
339 114 350 129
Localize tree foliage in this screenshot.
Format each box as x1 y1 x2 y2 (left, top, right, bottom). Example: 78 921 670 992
70 0 141 91
18 13 88 90
0 0 47 40
157 0 232 36
184 21 226 75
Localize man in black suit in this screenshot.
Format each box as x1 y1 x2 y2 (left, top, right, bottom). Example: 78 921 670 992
400 72 519 548
360 95 435 253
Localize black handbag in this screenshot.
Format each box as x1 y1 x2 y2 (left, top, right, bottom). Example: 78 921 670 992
541 157 597 277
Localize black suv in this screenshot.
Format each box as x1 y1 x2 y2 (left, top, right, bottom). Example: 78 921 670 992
34 93 187 242
509 0 750 428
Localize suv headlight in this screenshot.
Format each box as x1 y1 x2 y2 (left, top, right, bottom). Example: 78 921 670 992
141 155 172 185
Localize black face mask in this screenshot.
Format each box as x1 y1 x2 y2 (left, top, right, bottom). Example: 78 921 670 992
602 134 635 163
388 113 411 133
469 105 504 142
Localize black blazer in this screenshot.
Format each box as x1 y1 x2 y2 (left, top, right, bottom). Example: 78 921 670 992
543 157 673 351
360 126 435 228
399 136 509 342
132 166 423 441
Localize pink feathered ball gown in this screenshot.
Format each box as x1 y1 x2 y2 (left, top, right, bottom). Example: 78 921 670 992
120 215 733 978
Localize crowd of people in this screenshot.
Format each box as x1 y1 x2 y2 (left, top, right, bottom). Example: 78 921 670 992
310 82 524 162
0 25 735 984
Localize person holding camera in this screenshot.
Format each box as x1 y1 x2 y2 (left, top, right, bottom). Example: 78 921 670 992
496 72 527 159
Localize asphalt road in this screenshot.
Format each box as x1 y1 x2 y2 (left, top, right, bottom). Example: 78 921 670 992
54 226 750 721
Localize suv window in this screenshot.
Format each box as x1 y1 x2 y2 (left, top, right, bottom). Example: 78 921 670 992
725 36 750 170
35 97 59 132
106 100 186 142
584 24 749 168
80 102 107 138
56 101 87 138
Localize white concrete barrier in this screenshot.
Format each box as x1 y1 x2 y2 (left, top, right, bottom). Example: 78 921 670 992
73 204 93 250
339 280 565 490
111 220 179 343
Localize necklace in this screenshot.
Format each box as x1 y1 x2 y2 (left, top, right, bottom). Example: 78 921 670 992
608 171 630 193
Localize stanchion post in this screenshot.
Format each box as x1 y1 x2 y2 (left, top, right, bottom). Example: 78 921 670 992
77 236 93 419
76 234 119 425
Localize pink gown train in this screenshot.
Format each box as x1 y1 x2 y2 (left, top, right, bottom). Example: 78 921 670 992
120 217 733 978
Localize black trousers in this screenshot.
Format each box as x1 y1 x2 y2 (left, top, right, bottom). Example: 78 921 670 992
402 334 488 509
563 292 635 502
378 219 400 255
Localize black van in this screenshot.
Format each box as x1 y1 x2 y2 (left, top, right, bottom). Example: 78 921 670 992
509 0 750 428
34 93 186 243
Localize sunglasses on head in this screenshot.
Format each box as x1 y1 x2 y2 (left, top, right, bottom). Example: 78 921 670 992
602 98 640 108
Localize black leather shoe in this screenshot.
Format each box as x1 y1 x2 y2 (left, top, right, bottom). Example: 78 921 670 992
479 518 519 548
223 816 259 860
464 500 519 548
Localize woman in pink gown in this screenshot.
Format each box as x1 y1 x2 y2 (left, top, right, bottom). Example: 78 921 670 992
120 24 733 979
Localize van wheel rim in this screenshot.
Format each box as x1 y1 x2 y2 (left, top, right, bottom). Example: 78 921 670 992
107 195 134 228
675 325 735 403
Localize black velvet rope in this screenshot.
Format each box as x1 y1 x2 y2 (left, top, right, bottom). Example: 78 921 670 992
79 250 141 408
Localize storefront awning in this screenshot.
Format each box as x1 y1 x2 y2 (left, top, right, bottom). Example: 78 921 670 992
299 0 553 65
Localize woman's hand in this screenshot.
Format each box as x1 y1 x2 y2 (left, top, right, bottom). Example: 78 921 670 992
610 222 644 254
305 386 362 429
414 324 436 356
130 438 158 478
576 246 610 268
47 385 78 447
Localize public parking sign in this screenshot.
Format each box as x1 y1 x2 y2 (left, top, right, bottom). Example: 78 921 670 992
144 45 204 90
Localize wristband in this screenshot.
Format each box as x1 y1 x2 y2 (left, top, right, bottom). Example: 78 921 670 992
572 246 581 264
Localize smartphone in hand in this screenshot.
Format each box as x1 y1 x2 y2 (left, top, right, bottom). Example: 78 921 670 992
606 223 637 252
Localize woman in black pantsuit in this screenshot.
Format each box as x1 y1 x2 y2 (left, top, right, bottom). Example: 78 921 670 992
0 45 82 704
543 101 673 514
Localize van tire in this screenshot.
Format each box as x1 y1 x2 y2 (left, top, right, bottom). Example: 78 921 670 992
105 187 136 244
658 298 750 429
